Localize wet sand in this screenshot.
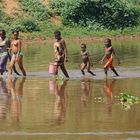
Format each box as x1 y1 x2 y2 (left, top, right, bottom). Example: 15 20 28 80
27 66 140 80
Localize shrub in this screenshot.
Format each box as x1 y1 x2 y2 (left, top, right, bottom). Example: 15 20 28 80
49 0 140 29
95 0 140 29
11 18 40 32
124 0 140 5
19 0 50 21
0 9 3 21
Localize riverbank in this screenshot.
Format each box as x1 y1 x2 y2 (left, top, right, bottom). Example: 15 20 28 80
22 34 140 45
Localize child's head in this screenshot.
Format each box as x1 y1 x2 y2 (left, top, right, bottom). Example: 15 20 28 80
0 29 6 37
54 30 61 40
12 30 19 39
104 38 112 47
80 43 86 51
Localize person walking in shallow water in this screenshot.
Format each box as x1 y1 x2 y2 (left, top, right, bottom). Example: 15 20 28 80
9 31 26 76
53 30 69 78
0 29 10 75
100 38 120 78
80 43 96 76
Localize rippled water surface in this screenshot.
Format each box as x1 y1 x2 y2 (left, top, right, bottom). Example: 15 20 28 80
22 39 140 71
0 39 140 140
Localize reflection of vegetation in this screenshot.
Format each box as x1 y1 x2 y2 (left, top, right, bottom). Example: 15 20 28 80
117 93 140 110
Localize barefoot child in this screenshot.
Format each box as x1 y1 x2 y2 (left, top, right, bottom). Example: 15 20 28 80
80 43 96 76
0 29 10 75
9 31 26 76
100 38 120 78
53 30 69 78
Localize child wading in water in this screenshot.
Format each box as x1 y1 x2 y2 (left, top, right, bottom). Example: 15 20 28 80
9 31 26 76
53 30 69 78
80 43 96 76
100 38 120 78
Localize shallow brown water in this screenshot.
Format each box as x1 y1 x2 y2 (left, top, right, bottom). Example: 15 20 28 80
0 39 140 140
22 39 140 71
0 76 139 140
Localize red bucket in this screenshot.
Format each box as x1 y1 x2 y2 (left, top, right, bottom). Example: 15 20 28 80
49 63 58 74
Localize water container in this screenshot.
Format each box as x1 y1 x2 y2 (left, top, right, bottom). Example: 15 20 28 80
49 63 57 74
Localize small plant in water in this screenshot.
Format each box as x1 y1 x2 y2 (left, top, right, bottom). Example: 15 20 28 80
117 92 140 110
55 74 64 85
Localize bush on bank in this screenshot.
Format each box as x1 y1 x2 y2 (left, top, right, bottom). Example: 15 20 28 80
49 0 140 29
0 0 140 38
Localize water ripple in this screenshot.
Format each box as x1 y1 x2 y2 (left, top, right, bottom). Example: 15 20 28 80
0 131 140 136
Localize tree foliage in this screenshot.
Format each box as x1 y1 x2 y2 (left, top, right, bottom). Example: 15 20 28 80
11 18 40 32
49 0 140 29
19 0 50 21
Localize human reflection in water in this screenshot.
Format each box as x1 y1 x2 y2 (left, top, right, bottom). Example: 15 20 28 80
81 78 93 107
49 79 68 125
7 77 26 121
0 77 9 120
103 78 117 113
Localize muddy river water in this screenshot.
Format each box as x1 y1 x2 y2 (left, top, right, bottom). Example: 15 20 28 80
0 38 140 140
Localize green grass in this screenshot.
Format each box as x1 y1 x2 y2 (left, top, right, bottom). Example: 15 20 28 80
1 0 140 39
22 23 140 39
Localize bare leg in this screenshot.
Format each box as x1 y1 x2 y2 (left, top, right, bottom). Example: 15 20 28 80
0 54 8 75
18 57 26 76
104 67 108 79
81 63 86 75
87 62 96 76
55 65 59 76
87 70 96 76
9 56 15 76
59 63 69 78
81 70 85 75
111 68 119 76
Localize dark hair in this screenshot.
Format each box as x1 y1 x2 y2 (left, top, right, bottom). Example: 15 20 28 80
81 43 86 48
105 38 112 46
0 29 6 35
54 30 61 36
12 30 19 34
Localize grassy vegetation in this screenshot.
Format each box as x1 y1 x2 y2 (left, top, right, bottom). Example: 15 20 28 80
19 0 50 21
0 0 140 38
19 23 140 39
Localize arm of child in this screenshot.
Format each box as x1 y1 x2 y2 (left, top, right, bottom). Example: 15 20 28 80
15 40 21 61
100 54 106 64
62 40 68 62
6 38 11 55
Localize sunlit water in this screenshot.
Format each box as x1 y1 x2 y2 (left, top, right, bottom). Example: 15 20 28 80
0 39 140 140
22 39 140 71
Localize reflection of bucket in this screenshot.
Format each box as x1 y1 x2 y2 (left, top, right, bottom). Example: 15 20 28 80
48 80 55 94
49 63 57 74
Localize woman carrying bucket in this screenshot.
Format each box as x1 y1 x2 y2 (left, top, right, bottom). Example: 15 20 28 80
49 30 69 78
